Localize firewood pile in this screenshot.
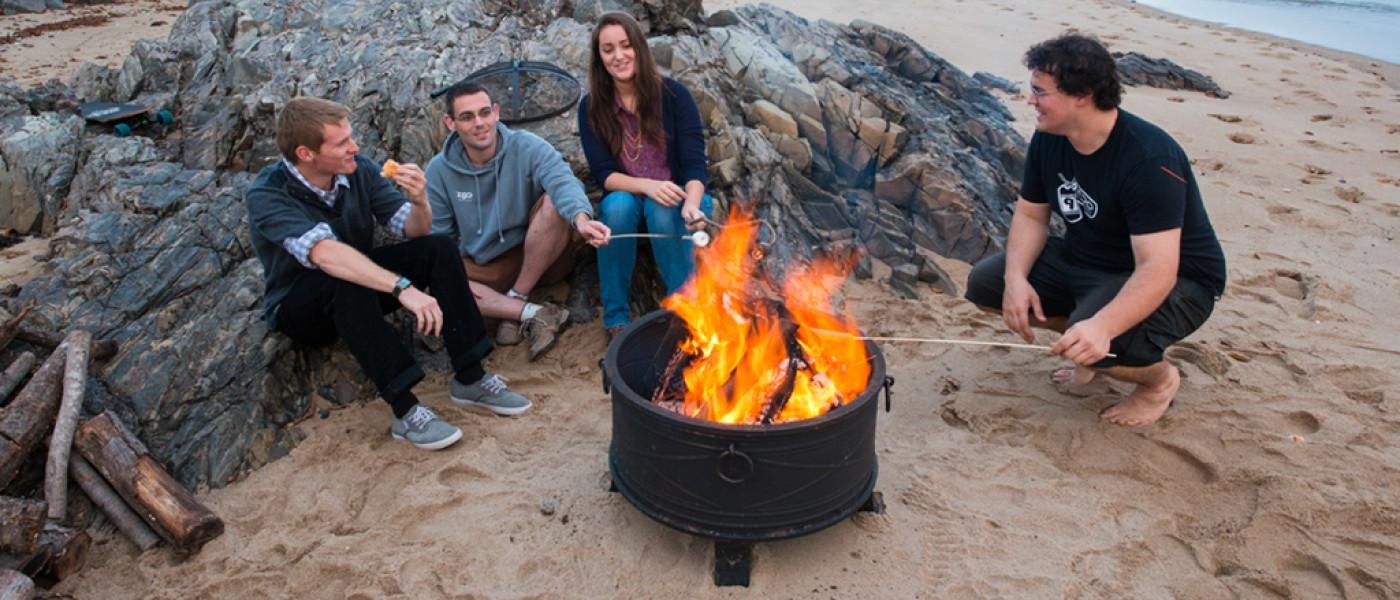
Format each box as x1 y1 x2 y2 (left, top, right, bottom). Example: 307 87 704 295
0 309 224 597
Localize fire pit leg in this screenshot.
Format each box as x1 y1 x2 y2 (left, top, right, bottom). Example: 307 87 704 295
860 491 885 514
713 541 753 587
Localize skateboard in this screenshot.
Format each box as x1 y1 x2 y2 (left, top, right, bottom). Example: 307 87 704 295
78 101 174 137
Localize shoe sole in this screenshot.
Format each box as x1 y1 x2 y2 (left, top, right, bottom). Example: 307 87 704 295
450 396 533 416
527 310 571 362
391 428 463 450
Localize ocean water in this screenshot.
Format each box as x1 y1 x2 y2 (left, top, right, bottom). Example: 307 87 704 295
1134 0 1400 64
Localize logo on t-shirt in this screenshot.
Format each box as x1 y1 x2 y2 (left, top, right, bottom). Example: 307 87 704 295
1056 173 1099 223
456 191 473 202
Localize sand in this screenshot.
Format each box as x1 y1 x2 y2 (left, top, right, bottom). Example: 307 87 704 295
5 0 1397 597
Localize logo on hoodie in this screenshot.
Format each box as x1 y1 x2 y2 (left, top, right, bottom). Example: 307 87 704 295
456 191 473 202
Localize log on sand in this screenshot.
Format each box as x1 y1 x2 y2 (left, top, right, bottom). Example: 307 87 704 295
0 523 90 582
44 331 91 521
0 569 33 600
0 352 36 408
0 498 44 556
74 412 223 554
69 456 160 552
14 330 116 361
0 340 68 490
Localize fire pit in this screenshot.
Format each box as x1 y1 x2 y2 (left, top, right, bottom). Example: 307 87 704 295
602 206 896 584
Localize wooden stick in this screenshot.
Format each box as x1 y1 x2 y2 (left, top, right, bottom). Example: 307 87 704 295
0 498 44 556
69 456 160 552
44 331 91 521
0 352 36 408
0 569 33 600
0 339 69 489
74 412 224 554
14 330 117 361
0 308 29 355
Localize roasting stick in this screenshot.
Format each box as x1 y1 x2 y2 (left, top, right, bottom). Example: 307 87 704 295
607 231 713 247
807 327 1117 358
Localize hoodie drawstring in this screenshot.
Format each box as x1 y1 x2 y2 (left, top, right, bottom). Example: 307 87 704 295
495 158 505 244
474 174 483 236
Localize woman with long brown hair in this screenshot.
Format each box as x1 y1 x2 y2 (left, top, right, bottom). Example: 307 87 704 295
577 12 711 337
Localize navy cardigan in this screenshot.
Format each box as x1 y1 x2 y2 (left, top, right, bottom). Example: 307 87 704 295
576 77 709 189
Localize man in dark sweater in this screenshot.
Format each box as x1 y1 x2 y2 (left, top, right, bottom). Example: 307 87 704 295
246 97 532 451
964 34 1226 426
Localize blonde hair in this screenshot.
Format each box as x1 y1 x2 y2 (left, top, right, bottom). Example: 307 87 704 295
276 97 351 163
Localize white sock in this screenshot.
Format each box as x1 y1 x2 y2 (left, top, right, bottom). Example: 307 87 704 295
520 302 542 321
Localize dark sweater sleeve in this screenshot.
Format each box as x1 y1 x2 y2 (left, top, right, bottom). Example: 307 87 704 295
577 94 619 188
667 79 709 187
246 184 322 249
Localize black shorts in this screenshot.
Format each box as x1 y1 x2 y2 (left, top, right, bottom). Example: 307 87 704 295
963 237 1217 368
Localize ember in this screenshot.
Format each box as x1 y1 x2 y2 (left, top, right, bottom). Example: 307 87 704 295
658 206 871 425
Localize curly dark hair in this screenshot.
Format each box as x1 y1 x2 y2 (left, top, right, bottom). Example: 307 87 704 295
1023 33 1122 110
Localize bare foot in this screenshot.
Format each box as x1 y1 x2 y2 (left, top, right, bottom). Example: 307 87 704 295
1051 366 1097 386
1100 365 1180 427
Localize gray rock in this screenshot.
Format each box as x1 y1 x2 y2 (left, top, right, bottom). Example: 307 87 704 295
1115 51 1230 99
973 71 1020 94
0 113 83 233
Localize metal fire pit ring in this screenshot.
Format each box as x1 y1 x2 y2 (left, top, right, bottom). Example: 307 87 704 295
602 309 892 585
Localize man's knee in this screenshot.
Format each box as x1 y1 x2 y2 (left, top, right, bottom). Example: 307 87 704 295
532 194 569 230
964 253 1008 308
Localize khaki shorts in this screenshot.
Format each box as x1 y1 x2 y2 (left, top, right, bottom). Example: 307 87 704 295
463 194 582 294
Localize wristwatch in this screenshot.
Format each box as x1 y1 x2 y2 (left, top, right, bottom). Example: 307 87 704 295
390 275 412 298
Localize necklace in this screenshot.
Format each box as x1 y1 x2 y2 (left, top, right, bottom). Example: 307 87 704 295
621 122 644 163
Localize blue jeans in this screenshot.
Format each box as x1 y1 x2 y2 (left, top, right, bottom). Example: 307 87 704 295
597 191 713 328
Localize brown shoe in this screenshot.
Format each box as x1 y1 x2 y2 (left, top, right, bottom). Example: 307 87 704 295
523 303 570 361
496 320 523 346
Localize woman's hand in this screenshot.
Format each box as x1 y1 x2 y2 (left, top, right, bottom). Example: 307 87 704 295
681 202 706 231
642 179 686 207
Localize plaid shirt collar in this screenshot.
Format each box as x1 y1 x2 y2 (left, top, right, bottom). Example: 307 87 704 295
282 159 349 208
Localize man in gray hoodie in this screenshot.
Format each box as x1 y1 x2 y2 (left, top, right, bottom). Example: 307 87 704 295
427 82 610 361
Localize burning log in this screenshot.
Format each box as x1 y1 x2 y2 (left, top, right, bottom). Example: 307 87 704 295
0 498 45 555
0 308 30 354
69 456 160 552
0 569 33 600
650 348 693 411
0 339 69 489
73 412 224 554
15 330 117 361
0 352 36 408
44 331 91 521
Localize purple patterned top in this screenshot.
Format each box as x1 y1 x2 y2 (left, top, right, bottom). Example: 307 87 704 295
613 95 671 181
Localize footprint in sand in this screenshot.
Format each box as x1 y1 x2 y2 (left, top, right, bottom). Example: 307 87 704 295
436 463 489 486
1281 553 1349 599
1165 340 1232 378
1146 441 1218 485
1209 113 1243 123
1283 410 1322 434
1321 364 1392 407
1228 132 1257 145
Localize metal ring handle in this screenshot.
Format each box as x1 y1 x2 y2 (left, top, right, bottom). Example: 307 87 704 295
716 443 754 484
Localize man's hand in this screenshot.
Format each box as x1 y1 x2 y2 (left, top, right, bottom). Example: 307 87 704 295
389 163 429 205
643 179 685 207
1002 276 1045 343
397 286 442 337
574 214 611 247
1050 318 1112 366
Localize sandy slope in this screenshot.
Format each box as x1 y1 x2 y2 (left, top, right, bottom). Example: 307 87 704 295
6 0 1395 597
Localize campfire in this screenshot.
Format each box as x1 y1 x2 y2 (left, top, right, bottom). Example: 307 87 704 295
653 206 872 425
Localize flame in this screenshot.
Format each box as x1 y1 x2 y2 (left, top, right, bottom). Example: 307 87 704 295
660 205 871 425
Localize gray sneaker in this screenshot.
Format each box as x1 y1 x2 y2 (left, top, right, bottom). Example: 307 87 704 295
451 373 533 416
523 303 570 362
390 404 463 450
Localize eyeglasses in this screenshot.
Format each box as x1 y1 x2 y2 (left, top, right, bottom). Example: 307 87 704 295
1029 85 1057 99
453 106 494 122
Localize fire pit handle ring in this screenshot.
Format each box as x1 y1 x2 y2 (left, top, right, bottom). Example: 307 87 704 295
716 444 755 484
599 358 610 394
882 376 895 413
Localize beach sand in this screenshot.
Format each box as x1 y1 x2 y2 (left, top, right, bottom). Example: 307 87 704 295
6 0 1398 597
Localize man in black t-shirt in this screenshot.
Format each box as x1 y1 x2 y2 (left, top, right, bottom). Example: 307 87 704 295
964 34 1226 426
